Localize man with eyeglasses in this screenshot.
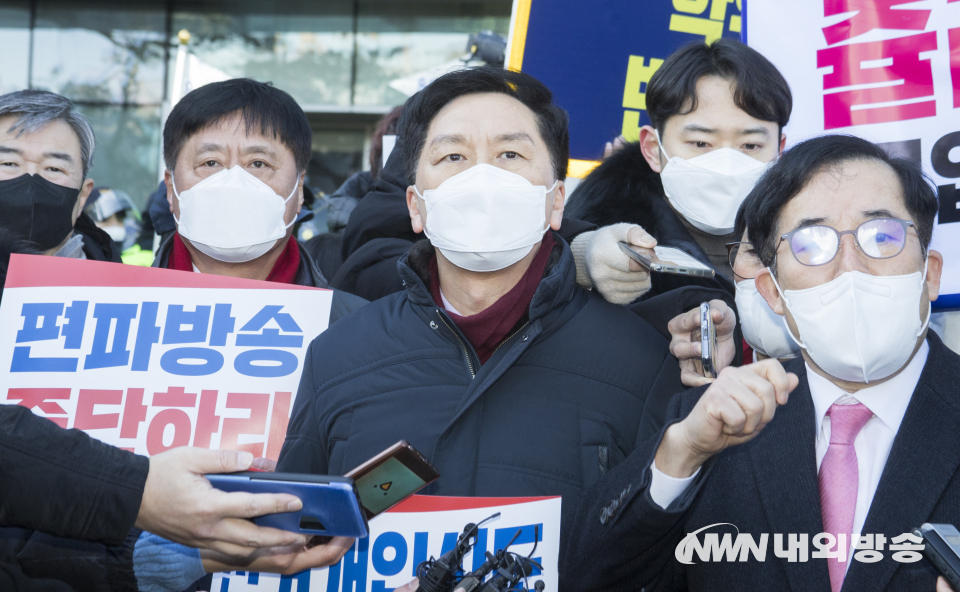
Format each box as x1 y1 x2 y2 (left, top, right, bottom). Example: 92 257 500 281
560 135 959 592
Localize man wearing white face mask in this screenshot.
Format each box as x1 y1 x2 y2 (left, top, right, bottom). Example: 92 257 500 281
561 135 960 592
565 38 790 304
152 78 365 324
277 66 683 544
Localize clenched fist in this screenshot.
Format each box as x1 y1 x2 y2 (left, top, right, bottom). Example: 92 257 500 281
655 360 799 478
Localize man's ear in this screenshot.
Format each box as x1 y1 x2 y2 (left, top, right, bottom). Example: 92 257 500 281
925 249 943 302
296 171 305 213
164 170 175 212
549 180 565 231
639 125 665 173
406 186 424 234
755 267 786 315
72 178 95 226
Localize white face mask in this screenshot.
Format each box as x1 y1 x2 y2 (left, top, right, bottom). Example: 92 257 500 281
415 163 557 272
656 132 771 235
102 225 127 244
735 279 800 360
770 261 930 383
173 167 298 263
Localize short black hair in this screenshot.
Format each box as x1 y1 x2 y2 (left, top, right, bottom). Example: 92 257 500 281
646 39 792 135
399 66 569 183
163 78 312 171
746 134 940 268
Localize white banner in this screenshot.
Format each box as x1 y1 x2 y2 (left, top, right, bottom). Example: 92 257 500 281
746 0 960 307
0 255 331 458
213 495 562 592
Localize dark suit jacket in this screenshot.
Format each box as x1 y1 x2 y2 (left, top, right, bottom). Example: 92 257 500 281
560 332 960 592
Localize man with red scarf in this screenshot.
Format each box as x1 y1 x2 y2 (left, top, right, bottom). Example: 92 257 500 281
152 78 366 324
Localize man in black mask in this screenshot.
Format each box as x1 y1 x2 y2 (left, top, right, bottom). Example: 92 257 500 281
0 89 119 264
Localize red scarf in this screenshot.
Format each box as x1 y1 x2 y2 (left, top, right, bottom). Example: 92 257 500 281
167 233 301 285
429 232 555 365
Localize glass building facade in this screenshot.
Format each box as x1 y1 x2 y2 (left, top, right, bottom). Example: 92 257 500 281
0 0 510 208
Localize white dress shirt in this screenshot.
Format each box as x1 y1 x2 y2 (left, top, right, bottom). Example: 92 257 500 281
649 340 931 555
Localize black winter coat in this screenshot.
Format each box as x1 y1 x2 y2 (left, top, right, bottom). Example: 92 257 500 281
0 405 148 591
277 234 685 532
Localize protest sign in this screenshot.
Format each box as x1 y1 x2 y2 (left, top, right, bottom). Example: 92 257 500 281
507 0 744 176
746 0 960 308
213 495 562 592
0 254 331 458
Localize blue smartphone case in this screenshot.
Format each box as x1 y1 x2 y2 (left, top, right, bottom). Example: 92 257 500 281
207 472 369 538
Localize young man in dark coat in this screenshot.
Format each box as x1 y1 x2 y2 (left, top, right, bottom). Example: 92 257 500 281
278 67 683 537
565 38 791 302
565 39 792 394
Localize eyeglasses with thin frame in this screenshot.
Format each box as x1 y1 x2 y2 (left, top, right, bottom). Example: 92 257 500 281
777 217 916 267
725 241 761 280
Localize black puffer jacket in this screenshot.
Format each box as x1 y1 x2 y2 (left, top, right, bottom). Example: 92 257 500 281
277 233 684 532
564 142 735 299
0 405 148 591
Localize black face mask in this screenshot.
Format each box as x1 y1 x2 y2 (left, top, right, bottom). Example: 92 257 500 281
0 173 80 250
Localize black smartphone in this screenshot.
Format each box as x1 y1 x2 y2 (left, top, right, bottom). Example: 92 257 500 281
700 302 718 379
206 472 368 537
915 523 960 590
618 242 715 278
345 440 440 520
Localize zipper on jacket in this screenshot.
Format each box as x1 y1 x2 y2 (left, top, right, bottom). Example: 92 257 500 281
435 310 476 379
491 321 529 357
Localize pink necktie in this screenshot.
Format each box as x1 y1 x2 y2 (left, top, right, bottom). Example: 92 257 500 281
819 402 874 592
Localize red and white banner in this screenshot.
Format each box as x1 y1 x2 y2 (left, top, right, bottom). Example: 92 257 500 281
0 255 332 459
747 0 960 307
213 495 563 592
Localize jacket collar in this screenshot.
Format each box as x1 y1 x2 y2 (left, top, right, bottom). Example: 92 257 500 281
74 212 119 263
397 231 576 326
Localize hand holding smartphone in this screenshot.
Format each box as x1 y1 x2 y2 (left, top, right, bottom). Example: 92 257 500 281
206 441 440 538
206 472 369 538
618 242 715 278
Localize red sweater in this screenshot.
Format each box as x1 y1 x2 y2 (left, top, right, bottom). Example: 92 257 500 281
428 232 555 364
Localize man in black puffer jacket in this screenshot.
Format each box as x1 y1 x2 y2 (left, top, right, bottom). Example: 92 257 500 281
277 67 683 535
